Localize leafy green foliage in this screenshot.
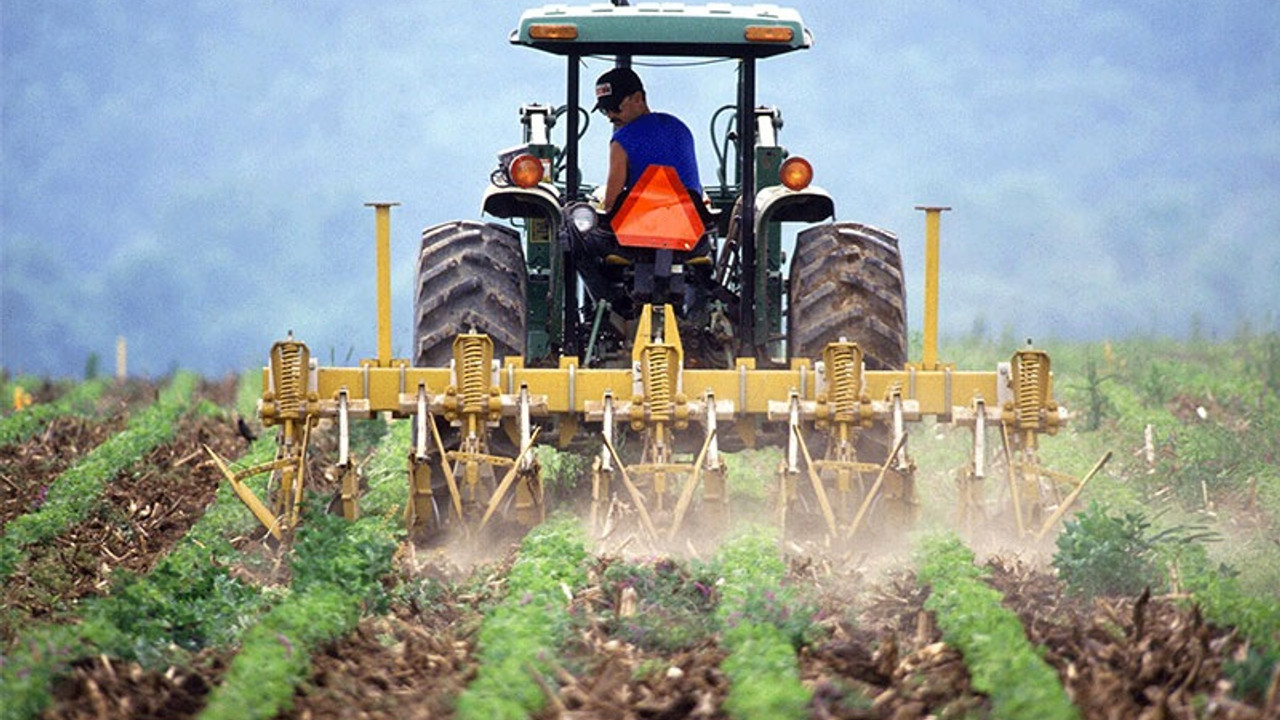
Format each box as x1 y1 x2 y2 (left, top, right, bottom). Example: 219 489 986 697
722 448 782 501
91 544 268 665
198 418 409 720
535 444 590 501
455 515 589 720
0 427 280 718
0 377 106 446
1053 502 1164 597
1053 502 1220 598
599 557 719 652
0 372 198 580
710 526 812 720
198 587 358 720
917 534 1078 720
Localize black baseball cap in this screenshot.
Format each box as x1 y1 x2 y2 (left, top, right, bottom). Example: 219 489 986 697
593 67 644 112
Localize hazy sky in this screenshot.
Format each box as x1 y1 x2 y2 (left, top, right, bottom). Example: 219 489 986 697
3 1 1278 377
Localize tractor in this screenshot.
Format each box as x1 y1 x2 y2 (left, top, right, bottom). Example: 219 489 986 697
210 2 1104 547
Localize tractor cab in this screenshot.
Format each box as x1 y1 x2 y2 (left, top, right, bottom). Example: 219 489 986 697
472 2 836 368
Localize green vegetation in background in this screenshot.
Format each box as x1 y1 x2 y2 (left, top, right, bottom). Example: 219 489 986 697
0 372 199 580
535 443 591 503
1052 500 1280 704
0 377 107 446
455 515 589 720
917 533 1079 720
1053 501 1218 599
711 526 812 720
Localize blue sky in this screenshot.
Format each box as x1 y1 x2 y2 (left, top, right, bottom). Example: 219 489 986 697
3 1 1278 377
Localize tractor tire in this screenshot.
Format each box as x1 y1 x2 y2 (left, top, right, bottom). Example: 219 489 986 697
787 222 913 537
788 222 907 369
414 220 526 367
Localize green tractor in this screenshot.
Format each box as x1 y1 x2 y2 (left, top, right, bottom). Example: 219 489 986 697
411 2 911 536
415 3 907 377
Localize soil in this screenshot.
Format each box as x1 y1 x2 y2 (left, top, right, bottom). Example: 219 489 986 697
8 379 1277 720
0 380 245 641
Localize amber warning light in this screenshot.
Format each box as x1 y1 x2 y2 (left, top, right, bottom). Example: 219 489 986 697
780 156 813 191
529 24 578 40
509 154 545 188
744 26 794 43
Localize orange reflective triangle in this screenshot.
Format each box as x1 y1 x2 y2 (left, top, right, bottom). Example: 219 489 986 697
611 165 704 252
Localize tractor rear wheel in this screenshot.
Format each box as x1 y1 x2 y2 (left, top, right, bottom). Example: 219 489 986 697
414 220 526 367
787 222 912 536
788 222 907 369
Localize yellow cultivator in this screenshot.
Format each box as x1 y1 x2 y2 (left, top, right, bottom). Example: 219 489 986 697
209 204 1102 547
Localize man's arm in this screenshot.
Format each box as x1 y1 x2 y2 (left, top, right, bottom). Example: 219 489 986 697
602 141 628 213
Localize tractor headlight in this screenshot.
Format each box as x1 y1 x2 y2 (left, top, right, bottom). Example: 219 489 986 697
566 202 598 234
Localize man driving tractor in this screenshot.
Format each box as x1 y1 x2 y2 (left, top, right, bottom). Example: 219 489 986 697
593 67 702 213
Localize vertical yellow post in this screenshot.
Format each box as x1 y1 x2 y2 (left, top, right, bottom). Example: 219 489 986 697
115 336 127 380
915 206 950 371
365 202 400 366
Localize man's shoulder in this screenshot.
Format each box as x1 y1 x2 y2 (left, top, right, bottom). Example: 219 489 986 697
650 112 691 130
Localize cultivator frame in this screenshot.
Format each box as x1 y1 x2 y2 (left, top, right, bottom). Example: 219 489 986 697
209 206 1100 545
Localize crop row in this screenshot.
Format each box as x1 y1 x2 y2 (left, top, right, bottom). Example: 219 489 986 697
0 377 107 447
0 372 199 581
916 533 1078 720
712 527 813 719
0 374 270 720
456 515 590 720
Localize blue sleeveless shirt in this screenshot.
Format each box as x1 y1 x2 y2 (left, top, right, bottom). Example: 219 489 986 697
612 112 702 194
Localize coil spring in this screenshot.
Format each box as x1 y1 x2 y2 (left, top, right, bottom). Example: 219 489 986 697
827 343 859 417
459 338 488 412
276 343 303 418
1016 353 1044 429
646 346 673 421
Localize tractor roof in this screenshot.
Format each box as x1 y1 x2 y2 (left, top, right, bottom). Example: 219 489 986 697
511 3 812 58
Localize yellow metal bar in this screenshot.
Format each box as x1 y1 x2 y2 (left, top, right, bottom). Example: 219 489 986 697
301 364 1001 417
203 445 283 540
846 433 907 539
1034 450 1112 541
915 206 951 371
365 202 400 367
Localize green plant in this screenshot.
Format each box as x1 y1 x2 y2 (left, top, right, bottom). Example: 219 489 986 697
0 372 198 580
710 526 812 720
599 556 719 652
1071 355 1114 431
455 515 589 720
1052 502 1163 597
1053 502 1219 598
917 533 1078 720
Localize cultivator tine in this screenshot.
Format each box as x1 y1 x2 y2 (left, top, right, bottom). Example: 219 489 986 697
1033 450 1112 541
603 433 659 543
336 390 359 521
424 386 465 525
203 445 286 540
846 433 908 540
478 426 542 532
791 422 839 540
590 393 616 534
